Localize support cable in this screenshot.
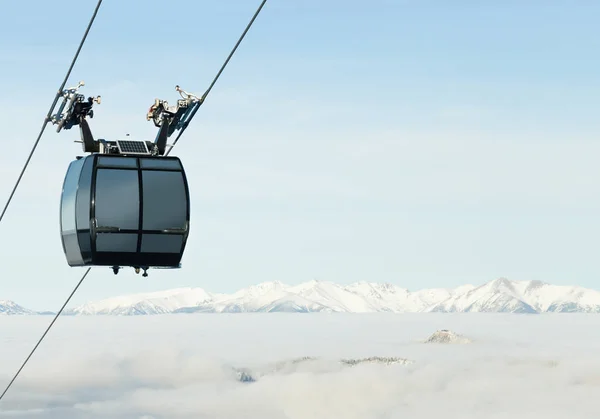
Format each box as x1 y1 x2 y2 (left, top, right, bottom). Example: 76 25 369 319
0 0 103 226
0 268 92 402
168 0 267 153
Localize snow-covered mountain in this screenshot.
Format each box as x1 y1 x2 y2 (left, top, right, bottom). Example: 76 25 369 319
0 300 38 315
428 278 600 314
66 288 213 315
64 278 600 315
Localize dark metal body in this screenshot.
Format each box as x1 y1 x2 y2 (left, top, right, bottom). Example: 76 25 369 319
60 154 190 269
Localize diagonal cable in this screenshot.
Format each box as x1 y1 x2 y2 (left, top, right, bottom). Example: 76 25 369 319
0 267 92 402
167 0 268 153
0 0 103 226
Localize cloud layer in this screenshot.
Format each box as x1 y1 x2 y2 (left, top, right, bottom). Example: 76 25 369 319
0 313 599 418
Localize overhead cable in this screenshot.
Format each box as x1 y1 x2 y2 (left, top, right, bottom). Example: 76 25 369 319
168 0 268 153
0 268 92 402
0 0 104 226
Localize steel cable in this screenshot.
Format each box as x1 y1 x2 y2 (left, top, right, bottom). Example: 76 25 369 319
168 0 268 152
0 0 103 226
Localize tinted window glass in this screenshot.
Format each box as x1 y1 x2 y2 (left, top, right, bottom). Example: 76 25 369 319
77 231 92 263
75 156 94 231
141 234 183 253
97 156 138 169
140 158 182 170
63 233 84 266
96 233 138 252
142 171 187 230
61 158 84 235
95 169 140 230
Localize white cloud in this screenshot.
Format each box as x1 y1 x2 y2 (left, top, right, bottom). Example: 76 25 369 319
0 314 598 418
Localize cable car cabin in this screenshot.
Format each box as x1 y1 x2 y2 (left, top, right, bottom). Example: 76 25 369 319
60 154 190 273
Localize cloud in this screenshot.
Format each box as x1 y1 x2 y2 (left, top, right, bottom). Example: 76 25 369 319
0 314 599 418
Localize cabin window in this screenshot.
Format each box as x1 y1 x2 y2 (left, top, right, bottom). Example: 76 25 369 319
141 170 187 231
75 157 94 261
95 169 140 230
60 158 85 265
96 233 138 252
141 234 183 253
61 159 83 234
140 158 182 170
97 156 138 169
75 157 94 230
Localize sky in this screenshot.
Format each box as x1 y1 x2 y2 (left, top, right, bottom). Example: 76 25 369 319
1 0 600 310
0 313 599 417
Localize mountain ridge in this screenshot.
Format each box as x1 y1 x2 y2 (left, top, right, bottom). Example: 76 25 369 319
63 278 600 315
4 278 600 315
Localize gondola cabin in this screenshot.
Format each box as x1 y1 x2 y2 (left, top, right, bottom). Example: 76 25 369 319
60 150 190 274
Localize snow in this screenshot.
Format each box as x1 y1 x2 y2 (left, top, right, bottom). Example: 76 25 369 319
428 278 600 314
66 288 213 315
4 278 600 316
0 300 36 315
288 280 377 312
58 277 600 315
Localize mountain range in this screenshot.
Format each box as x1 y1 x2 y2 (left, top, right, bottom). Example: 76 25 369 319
3 278 600 315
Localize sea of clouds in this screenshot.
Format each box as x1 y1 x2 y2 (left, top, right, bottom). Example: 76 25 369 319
0 313 598 418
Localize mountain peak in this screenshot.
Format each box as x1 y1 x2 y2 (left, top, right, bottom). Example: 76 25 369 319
490 277 513 287
524 280 546 290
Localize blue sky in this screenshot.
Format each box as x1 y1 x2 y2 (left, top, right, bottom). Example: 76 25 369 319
1 0 600 310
